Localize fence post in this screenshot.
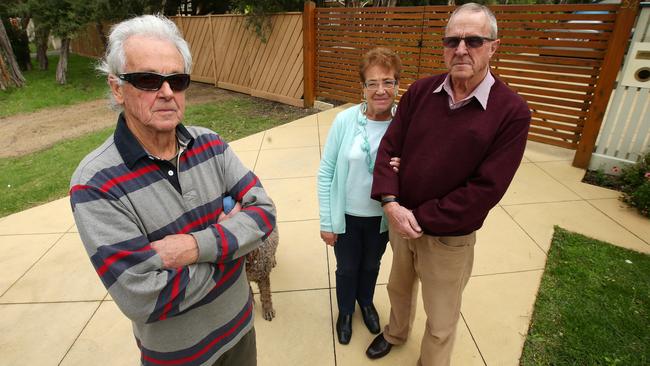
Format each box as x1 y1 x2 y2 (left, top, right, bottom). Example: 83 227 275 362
303 1 316 108
572 1 640 168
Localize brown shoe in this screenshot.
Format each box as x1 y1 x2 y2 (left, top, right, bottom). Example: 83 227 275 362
366 333 392 359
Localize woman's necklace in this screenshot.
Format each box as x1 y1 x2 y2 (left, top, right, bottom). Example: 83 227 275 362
357 102 394 174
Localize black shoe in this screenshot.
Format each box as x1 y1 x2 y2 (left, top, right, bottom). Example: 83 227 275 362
366 333 393 359
336 313 352 345
360 304 381 334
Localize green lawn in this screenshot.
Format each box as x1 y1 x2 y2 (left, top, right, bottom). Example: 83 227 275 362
184 98 302 142
521 227 649 366
0 54 106 117
0 98 310 217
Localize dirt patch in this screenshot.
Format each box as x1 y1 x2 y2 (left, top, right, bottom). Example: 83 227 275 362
0 83 245 159
582 170 624 192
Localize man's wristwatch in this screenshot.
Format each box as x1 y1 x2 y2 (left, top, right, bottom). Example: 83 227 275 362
381 197 398 207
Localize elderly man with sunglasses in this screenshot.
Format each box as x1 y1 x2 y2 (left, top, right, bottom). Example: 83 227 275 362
366 3 530 366
70 15 275 366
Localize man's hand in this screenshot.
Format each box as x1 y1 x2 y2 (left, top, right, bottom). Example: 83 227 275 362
151 234 199 269
383 202 422 239
320 231 338 246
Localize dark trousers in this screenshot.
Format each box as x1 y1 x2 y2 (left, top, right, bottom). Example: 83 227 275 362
211 328 256 366
334 214 389 315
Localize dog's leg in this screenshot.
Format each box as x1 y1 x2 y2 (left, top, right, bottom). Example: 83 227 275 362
258 275 275 321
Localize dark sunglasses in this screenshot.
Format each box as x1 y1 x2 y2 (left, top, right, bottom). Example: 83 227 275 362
118 72 191 92
442 36 495 49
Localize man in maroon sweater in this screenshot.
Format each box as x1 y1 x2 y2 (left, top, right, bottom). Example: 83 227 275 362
365 3 530 365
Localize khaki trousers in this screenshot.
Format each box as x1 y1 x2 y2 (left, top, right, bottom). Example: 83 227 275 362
383 230 475 366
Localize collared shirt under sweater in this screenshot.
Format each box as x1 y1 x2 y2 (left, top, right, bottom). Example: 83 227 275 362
371 73 531 236
70 114 276 366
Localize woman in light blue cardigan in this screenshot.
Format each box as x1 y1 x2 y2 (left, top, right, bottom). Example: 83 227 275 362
318 47 401 345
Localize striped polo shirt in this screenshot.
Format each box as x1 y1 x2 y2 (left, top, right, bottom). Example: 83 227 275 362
70 114 276 365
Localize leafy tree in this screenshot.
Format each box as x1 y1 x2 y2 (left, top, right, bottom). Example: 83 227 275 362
1 18 30 71
230 0 304 42
3 0 51 71
1 0 32 71
90 1 158 50
28 0 94 84
177 0 232 15
33 20 49 70
24 0 181 80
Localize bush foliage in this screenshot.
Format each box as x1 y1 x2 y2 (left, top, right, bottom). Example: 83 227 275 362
620 152 650 218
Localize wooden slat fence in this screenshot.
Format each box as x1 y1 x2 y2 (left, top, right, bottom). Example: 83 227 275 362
70 23 108 58
70 14 306 107
172 13 305 107
68 3 640 165
493 4 618 150
174 16 215 84
315 4 636 154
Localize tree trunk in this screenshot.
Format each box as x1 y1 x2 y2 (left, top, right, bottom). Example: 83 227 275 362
36 26 49 70
0 20 25 90
56 37 70 85
19 17 33 71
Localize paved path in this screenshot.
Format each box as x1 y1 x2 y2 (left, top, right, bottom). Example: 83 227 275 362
0 105 648 365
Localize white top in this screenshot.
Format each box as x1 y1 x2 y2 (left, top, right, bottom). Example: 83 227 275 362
345 118 390 217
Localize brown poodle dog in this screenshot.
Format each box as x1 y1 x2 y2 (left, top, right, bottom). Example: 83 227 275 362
220 197 279 321
246 226 279 321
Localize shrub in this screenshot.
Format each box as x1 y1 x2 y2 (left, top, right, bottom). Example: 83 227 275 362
619 152 650 218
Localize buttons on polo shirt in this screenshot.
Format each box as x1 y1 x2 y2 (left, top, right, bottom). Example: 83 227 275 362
168 170 174 176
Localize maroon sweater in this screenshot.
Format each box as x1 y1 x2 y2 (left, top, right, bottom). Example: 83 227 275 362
371 73 530 236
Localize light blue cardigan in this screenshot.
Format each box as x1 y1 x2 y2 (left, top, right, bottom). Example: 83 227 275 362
317 104 389 234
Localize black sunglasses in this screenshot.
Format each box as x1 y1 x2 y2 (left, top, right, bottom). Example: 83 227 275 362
118 72 191 92
442 36 495 49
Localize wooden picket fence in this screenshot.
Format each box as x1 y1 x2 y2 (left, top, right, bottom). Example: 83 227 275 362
313 3 639 167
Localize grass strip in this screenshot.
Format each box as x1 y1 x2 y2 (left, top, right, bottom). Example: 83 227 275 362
521 226 649 366
0 54 106 118
0 98 306 217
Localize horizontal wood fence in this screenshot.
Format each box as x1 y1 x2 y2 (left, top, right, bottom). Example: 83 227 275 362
313 3 638 164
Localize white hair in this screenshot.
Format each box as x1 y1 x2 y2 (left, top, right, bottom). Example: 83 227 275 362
97 15 192 109
447 3 498 39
